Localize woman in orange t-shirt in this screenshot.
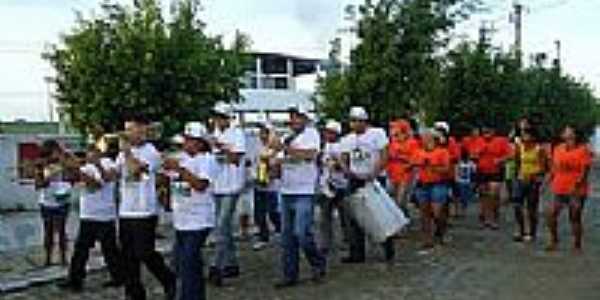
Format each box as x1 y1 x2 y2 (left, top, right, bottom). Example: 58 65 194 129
387 120 419 213
413 130 451 250
546 125 592 253
476 125 511 230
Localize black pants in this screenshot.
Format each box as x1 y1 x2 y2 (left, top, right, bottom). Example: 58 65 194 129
69 220 123 284
120 217 175 300
346 214 395 262
254 189 281 242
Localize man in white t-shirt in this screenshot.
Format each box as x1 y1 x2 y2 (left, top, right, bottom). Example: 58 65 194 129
273 105 326 288
58 145 123 292
340 107 396 264
116 118 175 300
207 102 246 286
164 122 215 300
318 119 349 257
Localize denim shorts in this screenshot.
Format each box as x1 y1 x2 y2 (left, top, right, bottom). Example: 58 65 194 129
415 184 449 204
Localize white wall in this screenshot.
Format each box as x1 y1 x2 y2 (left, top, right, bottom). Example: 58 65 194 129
0 134 82 211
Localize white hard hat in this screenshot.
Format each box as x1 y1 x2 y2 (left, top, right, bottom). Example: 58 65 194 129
184 122 208 139
349 106 368 121
325 119 342 134
213 101 234 118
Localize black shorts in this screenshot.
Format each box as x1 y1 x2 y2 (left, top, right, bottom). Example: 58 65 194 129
478 173 503 184
40 204 70 220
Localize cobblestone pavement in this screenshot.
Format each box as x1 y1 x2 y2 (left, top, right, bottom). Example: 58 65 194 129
2 165 599 300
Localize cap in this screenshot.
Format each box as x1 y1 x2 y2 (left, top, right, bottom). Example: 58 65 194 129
212 101 234 118
324 119 342 134
434 121 450 134
184 122 208 139
171 134 185 145
349 106 368 121
288 104 310 117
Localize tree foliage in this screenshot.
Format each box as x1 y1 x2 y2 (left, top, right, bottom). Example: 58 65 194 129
43 0 250 138
319 0 481 126
439 42 599 139
319 0 599 139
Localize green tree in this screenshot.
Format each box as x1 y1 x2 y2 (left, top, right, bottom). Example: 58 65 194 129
318 0 481 126
438 41 599 139
43 0 250 138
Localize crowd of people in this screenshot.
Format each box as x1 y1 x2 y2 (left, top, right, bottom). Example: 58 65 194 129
33 103 594 300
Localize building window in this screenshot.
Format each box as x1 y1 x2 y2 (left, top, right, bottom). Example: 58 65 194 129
18 143 40 181
261 56 288 74
274 77 288 89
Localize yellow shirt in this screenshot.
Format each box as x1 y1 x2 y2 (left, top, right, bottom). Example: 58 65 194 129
519 143 542 180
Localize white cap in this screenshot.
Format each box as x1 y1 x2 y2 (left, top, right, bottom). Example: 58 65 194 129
171 134 185 145
184 122 208 139
213 101 234 117
434 121 450 134
288 104 310 117
349 106 368 121
325 119 342 134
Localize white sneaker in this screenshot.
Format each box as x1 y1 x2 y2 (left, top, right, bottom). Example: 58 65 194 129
253 241 268 251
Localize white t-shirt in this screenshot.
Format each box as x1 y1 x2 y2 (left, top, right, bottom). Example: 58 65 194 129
280 127 320 195
116 142 161 218
212 126 246 195
320 142 348 190
38 164 72 207
172 152 216 231
340 127 388 179
79 159 117 221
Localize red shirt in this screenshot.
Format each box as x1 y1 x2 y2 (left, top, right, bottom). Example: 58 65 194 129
477 136 511 175
387 138 420 184
414 147 451 184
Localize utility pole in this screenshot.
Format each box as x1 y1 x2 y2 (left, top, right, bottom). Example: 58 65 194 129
513 2 523 66
554 39 562 71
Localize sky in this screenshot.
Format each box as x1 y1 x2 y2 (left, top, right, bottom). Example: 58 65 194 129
0 0 599 121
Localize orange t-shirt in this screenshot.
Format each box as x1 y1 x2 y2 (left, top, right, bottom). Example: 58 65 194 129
414 147 451 184
551 144 592 196
463 136 485 160
387 138 419 184
477 136 511 175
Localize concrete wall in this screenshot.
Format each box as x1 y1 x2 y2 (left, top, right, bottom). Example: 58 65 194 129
0 134 83 211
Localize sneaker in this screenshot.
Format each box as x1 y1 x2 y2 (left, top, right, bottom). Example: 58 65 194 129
164 282 176 300
341 257 365 264
223 266 240 278
252 241 268 251
57 279 83 293
274 279 298 289
208 267 223 287
311 269 326 284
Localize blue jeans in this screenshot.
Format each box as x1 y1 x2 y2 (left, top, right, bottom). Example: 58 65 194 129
174 229 210 300
280 194 326 282
457 182 474 208
212 195 239 270
254 190 281 242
